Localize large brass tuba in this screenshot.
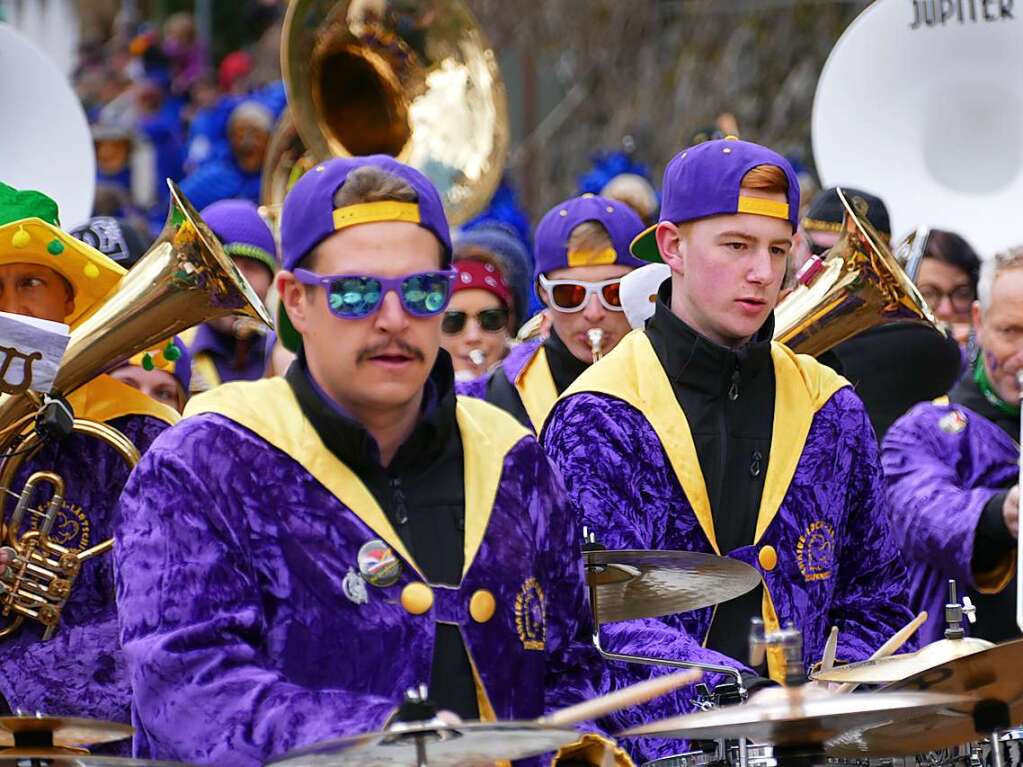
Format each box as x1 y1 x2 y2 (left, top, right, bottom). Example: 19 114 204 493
0 180 272 639
275 0 509 226
774 188 938 357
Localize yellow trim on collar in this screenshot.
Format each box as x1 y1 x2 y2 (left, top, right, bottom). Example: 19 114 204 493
566 246 617 268
67 374 180 426
332 201 421 232
514 345 560 434
762 582 785 681
755 343 848 542
737 196 790 221
183 378 528 580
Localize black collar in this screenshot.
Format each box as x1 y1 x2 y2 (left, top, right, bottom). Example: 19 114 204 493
286 350 458 471
950 365 1019 440
644 280 774 397
543 328 591 394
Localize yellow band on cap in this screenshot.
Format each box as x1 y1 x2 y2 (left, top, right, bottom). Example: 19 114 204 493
332 201 421 232
566 246 617 268
737 196 790 221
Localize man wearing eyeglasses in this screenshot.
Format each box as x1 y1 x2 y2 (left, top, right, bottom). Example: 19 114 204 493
459 195 645 432
542 139 915 691
114 156 672 767
884 247 1023 646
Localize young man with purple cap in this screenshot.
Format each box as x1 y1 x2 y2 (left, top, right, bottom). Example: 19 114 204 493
115 156 683 767
0 182 178 745
184 198 276 389
542 138 915 692
459 195 645 432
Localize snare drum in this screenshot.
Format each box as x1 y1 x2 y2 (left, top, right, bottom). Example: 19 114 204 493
978 729 1023 767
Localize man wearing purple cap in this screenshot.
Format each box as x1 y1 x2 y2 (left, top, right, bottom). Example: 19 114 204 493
184 198 276 389
542 139 915 693
459 195 645 432
115 156 683 767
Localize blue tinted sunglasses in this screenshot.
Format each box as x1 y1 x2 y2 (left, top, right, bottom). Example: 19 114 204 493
293 268 456 319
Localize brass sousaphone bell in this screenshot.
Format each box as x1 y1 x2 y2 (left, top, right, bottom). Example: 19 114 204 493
0 180 272 639
774 188 939 357
267 0 509 227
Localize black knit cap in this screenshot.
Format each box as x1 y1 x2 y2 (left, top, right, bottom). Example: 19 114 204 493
802 187 891 239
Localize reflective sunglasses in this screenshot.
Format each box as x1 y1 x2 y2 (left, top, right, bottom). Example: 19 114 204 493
442 307 509 334
293 268 456 319
538 275 624 313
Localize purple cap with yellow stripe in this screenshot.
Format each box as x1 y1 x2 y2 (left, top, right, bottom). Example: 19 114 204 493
630 137 801 263
280 155 452 272
533 194 645 279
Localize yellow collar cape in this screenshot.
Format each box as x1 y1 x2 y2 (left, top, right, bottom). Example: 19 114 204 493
184 377 529 580
67 374 180 426
553 329 848 681
512 345 559 433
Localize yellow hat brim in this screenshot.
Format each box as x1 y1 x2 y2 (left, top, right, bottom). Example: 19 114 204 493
0 218 126 327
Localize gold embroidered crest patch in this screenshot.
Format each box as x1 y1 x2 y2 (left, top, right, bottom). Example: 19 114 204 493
514 577 546 651
796 520 835 582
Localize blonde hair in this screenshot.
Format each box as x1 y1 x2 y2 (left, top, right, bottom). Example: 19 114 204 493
741 164 789 196
568 221 613 253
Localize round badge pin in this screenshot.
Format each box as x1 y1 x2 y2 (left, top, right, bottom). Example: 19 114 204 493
939 410 968 434
358 539 402 587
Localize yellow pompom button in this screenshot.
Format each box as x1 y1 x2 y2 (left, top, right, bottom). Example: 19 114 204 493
83 263 100 279
758 545 778 572
401 582 434 615
11 228 30 249
469 589 496 623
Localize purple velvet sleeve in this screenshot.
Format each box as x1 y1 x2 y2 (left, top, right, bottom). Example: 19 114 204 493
882 403 1000 586
115 428 396 767
824 389 918 660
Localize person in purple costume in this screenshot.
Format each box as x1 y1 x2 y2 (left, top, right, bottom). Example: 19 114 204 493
883 247 1023 645
542 139 916 705
458 195 645 432
0 183 178 743
115 156 687 767
183 198 277 390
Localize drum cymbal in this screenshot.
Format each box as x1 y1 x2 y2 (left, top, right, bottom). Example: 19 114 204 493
584 549 761 624
621 686 969 747
0 716 132 747
828 639 1023 758
265 721 580 767
812 636 994 684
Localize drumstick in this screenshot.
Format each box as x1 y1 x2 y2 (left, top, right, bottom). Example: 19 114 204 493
835 610 927 694
820 626 839 674
539 669 702 727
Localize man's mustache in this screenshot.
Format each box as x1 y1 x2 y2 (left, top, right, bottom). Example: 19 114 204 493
357 338 426 363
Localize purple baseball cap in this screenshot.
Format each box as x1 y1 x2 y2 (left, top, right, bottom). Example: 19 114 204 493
277 155 453 351
280 155 452 272
533 195 645 280
630 138 801 263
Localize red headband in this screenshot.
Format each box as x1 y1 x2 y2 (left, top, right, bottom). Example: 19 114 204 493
452 259 512 308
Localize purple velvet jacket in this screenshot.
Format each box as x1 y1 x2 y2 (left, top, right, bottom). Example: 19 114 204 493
114 378 690 767
882 401 1017 644
0 405 169 726
541 332 915 709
